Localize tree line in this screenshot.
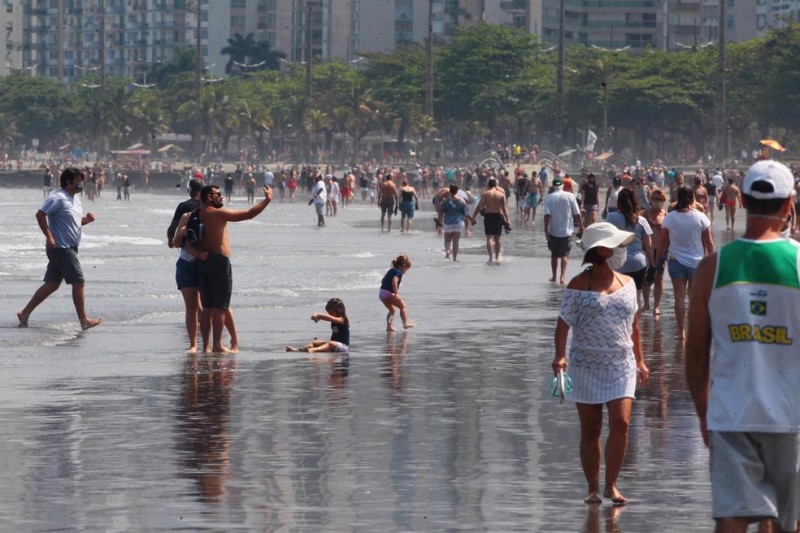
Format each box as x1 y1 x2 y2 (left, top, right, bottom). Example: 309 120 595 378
0 22 798 163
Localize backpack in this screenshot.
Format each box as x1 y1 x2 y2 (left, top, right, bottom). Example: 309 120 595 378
185 208 203 244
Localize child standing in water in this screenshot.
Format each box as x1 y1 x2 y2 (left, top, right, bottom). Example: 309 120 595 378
286 298 350 353
379 255 415 332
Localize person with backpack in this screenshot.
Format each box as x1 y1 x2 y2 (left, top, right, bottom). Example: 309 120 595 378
193 184 272 353
169 178 239 353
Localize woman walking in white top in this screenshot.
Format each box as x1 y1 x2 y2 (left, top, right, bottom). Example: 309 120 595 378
552 222 650 506
659 185 715 341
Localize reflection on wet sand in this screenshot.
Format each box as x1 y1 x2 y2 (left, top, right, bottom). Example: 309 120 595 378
584 504 625 533
175 354 236 504
381 331 410 396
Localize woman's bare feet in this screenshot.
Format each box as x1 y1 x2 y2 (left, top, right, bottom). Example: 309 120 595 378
403 322 415 329
603 486 628 506
17 311 29 327
229 342 239 353
584 493 602 505
80 318 102 330
653 307 661 316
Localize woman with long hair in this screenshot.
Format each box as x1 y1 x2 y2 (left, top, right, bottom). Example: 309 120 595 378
607 188 654 310
660 185 715 340
642 188 667 315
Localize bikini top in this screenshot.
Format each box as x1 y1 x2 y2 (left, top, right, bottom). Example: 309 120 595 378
587 266 624 292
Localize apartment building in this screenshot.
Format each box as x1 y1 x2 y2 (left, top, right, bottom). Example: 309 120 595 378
16 0 209 83
1 0 24 76
8 0 795 85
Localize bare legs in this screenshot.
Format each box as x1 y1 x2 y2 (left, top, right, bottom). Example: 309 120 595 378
381 294 414 332
180 287 201 353
576 398 632 505
725 205 737 230
642 274 663 315
18 281 101 330
200 307 239 353
671 277 690 341
444 231 461 261
549 256 569 284
286 340 335 353
485 235 502 263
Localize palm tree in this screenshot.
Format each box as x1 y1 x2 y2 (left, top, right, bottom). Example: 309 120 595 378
344 82 375 161
123 91 170 148
0 112 21 149
304 109 332 163
371 102 396 164
331 107 351 164
250 40 287 71
221 33 256 75
238 101 273 159
411 113 438 163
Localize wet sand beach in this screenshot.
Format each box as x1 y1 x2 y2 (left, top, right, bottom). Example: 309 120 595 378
1 188 742 531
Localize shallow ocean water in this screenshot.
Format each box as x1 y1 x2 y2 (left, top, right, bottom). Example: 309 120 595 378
1 186 745 531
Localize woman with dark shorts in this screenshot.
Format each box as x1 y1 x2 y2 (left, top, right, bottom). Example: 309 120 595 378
606 188 653 311
579 173 600 227
642 188 667 315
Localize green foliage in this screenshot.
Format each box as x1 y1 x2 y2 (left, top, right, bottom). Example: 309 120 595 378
0 75 80 144
4 20 800 160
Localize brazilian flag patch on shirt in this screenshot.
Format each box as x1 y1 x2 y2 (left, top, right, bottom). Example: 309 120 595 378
750 301 767 316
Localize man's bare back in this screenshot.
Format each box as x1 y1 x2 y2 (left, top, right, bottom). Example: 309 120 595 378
478 187 508 215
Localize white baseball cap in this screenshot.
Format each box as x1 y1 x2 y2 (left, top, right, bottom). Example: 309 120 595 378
743 160 794 200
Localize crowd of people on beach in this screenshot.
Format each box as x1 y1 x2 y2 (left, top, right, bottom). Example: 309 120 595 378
16 152 800 531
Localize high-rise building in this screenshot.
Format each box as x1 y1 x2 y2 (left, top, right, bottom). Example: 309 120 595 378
541 0 659 50
18 0 209 83
1 0 24 77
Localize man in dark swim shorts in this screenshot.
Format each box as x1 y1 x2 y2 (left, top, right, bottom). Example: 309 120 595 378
378 173 399 232
200 253 233 310
197 184 272 352
469 178 511 263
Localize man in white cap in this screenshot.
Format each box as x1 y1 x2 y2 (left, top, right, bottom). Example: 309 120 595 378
544 176 584 284
686 160 800 533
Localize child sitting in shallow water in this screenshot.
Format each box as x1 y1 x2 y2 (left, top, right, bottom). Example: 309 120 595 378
286 298 350 353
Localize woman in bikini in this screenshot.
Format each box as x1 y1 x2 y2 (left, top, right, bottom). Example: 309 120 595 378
642 188 667 315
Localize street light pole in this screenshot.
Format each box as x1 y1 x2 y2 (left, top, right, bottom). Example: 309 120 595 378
554 0 565 154
306 1 315 102
715 0 727 164
426 0 434 118
192 0 203 160
602 81 608 152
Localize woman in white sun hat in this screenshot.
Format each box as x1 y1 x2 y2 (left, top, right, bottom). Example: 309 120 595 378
551 221 650 507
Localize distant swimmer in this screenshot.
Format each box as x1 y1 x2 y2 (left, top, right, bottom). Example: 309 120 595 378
286 298 350 353
379 255 415 331
18 167 102 331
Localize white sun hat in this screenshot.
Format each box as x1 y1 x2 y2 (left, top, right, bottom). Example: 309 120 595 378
579 222 635 252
